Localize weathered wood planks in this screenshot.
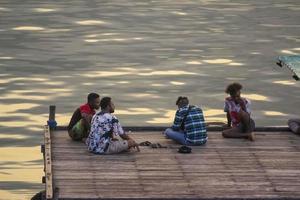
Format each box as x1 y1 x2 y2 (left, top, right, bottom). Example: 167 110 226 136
48 130 300 199
44 125 53 199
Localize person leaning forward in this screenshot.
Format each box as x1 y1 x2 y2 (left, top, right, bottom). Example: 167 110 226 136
68 93 100 141
86 97 140 154
163 96 208 146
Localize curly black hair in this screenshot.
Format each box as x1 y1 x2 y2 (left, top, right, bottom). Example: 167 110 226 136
225 82 243 96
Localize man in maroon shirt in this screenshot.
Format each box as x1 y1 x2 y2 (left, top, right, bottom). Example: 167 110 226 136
68 93 100 141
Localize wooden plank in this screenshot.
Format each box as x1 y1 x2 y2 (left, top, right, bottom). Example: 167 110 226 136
48 130 300 199
44 125 53 199
49 105 56 121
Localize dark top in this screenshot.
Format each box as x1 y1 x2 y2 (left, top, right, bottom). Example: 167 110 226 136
68 103 96 131
68 108 81 131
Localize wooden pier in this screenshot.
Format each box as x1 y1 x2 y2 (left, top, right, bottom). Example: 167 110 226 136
42 126 300 199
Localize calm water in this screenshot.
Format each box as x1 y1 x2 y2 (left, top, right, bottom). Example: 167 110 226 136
0 0 300 199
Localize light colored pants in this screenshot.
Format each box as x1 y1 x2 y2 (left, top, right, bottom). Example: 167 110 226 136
105 140 129 154
164 128 206 146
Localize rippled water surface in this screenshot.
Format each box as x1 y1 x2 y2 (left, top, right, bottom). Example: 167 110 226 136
0 0 300 199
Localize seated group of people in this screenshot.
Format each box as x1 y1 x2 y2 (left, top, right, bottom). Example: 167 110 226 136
67 82 299 155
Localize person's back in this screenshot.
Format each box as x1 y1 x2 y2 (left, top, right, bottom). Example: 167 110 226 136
87 112 121 153
183 106 207 144
164 96 207 146
86 97 139 154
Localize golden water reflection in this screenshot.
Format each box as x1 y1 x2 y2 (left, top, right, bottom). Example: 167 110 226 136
127 93 161 99
0 93 67 101
146 110 175 124
186 61 202 65
116 108 158 115
171 11 187 15
138 70 197 76
243 94 270 101
12 26 45 31
151 83 164 87
82 71 132 78
0 7 11 11
0 133 29 139
202 59 244 66
281 49 298 55
84 33 120 38
170 81 185 85
84 37 143 43
33 8 57 13
0 103 39 114
0 56 14 60
228 62 244 66
203 59 232 64
75 20 107 25
0 146 43 200
273 80 296 85
81 69 197 78
0 94 49 102
264 111 288 116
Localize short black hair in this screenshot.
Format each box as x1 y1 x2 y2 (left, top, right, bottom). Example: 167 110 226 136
176 96 189 106
87 93 100 103
225 83 243 96
100 97 112 110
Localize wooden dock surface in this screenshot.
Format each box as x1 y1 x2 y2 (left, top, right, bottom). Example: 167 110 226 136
49 130 300 199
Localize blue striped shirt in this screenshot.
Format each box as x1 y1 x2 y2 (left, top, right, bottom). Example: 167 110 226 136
172 105 207 144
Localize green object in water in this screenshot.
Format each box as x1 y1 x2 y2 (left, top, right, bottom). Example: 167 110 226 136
277 55 300 81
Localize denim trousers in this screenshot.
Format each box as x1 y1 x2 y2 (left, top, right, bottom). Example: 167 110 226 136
164 128 206 146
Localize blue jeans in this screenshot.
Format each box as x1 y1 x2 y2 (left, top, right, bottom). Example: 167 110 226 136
164 128 205 146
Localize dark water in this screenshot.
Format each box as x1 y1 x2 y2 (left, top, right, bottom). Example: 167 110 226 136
0 0 299 199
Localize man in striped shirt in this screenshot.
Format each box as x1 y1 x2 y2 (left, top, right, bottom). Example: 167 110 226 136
164 96 207 145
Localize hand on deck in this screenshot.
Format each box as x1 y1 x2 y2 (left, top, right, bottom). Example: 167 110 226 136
128 138 140 152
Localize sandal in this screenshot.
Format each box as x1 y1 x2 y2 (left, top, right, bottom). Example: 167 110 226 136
178 145 192 154
139 141 151 146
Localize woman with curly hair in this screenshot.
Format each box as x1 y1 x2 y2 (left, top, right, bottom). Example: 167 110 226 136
222 83 255 141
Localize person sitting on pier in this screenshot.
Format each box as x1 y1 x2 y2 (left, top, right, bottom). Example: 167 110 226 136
222 83 255 141
163 96 207 145
288 118 300 135
86 97 140 154
68 93 100 141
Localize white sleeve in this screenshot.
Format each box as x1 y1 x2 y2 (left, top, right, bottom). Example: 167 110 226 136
112 116 125 136
246 99 251 114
